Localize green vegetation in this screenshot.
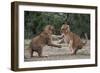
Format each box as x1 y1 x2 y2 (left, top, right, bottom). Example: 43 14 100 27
24 11 90 39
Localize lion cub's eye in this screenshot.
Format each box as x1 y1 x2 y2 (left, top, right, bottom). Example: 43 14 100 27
62 28 66 30
61 28 64 30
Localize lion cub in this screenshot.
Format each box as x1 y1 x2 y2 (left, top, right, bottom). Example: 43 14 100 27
59 23 88 55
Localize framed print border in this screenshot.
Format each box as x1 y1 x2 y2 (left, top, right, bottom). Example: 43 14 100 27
11 1 98 71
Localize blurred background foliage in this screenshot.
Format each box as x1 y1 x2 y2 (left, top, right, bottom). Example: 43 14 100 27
24 11 90 39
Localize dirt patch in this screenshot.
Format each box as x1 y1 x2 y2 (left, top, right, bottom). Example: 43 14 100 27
24 39 90 61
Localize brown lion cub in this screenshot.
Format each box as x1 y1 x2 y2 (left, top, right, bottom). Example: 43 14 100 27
29 25 61 57
59 23 88 55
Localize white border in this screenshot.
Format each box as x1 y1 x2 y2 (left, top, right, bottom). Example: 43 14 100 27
18 5 96 68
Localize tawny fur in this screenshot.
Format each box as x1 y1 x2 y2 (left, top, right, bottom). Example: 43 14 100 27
60 24 87 55
29 25 61 57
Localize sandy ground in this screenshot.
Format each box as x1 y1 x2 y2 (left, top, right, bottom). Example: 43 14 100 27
24 36 90 62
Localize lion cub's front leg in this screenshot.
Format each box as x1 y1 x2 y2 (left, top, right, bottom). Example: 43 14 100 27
68 40 78 55
68 40 74 55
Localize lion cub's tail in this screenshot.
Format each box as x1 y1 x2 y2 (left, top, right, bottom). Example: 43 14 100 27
82 33 88 46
